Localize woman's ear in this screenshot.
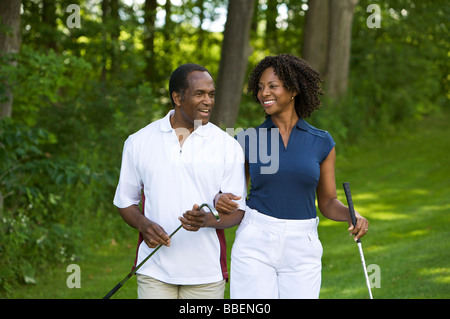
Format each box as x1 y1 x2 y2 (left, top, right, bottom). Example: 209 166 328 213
291 91 298 100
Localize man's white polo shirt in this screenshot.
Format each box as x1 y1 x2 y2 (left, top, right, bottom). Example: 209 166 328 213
113 110 246 285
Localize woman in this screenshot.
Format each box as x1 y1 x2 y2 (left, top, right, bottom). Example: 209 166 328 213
215 54 369 299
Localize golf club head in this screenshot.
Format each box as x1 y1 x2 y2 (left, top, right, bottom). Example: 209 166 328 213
199 203 220 220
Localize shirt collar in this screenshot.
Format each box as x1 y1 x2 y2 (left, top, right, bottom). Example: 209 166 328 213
160 110 174 132
260 116 309 131
160 109 210 136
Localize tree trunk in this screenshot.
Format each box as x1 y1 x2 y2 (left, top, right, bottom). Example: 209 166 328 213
302 0 329 76
42 0 57 50
266 0 278 51
0 0 22 119
110 0 120 76
302 0 359 99
100 0 110 83
144 0 157 82
197 0 205 60
164 0 172 41
99 0 120 82
326 0 359 98
211 0 256 128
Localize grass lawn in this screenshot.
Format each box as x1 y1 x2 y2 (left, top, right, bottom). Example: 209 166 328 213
317 111 450 299
2 111 449 299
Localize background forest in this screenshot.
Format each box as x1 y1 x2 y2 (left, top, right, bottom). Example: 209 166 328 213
0 0 448 297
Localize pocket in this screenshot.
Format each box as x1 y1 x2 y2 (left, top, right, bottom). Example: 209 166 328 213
308 233 323 259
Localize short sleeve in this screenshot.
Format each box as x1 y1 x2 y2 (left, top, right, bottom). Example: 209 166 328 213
221 138 247 211
320 132 335 163
113 137 143 208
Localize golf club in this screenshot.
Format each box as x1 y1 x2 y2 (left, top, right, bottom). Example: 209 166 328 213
102 203 220 299
343 182 373 299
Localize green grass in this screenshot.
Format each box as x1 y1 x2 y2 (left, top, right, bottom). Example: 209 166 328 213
2 111 449 299
318 111 450 299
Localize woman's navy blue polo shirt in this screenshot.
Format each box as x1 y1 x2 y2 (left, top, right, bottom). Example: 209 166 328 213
236 116 335 220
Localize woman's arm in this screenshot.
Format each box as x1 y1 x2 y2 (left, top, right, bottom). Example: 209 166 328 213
214 161 250 214
316 147 369 240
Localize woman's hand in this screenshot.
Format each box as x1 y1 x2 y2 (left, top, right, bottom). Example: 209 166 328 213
214 193 242 214
348 212 369 241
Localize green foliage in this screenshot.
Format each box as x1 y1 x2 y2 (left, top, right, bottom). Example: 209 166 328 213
4 45 92 125
350 0 447 124
0 118 88 291
0 27 166 293
307 0 449 147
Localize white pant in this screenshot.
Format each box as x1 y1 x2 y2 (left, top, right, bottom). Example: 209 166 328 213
230 207 323 299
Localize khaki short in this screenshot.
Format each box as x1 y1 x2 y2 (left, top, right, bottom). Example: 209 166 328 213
136 274 225 299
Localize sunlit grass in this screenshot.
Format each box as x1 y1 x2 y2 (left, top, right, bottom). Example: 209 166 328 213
317 111 450 299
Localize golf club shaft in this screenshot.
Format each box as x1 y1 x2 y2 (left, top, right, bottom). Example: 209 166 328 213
103 203 219 299
343 182 373 299
357 242 373 299
102 224 182 299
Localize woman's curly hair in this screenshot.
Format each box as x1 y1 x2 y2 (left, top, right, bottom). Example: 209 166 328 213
247 54 324 119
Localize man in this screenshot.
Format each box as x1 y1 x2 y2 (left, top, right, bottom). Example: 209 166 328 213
113 63 246 299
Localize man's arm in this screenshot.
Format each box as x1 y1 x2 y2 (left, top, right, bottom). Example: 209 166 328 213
118 205 171 248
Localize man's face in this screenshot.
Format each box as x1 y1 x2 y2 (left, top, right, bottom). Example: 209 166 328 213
175 71 215 127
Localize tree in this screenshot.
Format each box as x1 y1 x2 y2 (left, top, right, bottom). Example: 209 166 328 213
100 0 121 82
302 0 360 98
42 0 57 50
266 0 279 51
211 0 256 128
0 0 22 118
327 0 360 98
144 0 158 82
302 0 329 76
164 0 173 41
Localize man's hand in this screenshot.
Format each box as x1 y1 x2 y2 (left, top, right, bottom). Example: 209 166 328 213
139 219 171 248
118 205 171 248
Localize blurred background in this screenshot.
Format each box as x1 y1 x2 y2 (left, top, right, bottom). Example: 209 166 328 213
0 0 448 298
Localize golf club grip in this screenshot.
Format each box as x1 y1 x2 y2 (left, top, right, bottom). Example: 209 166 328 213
343 182 362 244
343 182 357 226
103 282 123 299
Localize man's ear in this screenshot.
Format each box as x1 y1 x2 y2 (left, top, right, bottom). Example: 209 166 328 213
172 91 182 107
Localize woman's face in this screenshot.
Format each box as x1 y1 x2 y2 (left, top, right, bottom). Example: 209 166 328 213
257 67 296 117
